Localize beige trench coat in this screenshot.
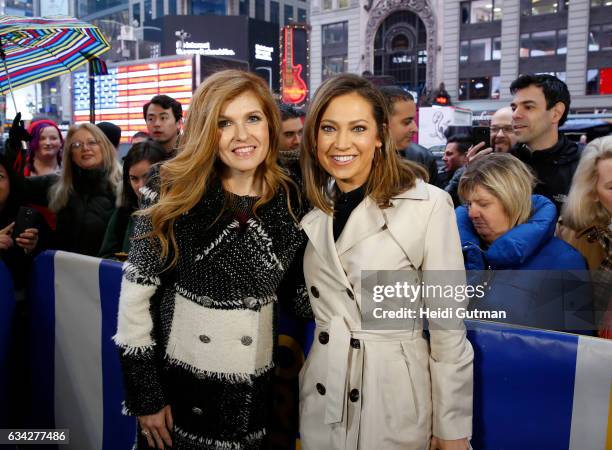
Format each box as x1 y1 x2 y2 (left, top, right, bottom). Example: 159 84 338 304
299 180 474 450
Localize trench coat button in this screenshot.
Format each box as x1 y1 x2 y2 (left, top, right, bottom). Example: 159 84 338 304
316 383 326 395
346 288 355 300
201 296 213 307
310 286 320 298
350 338 360 349
192 406 203 415
241 336 253 346
349 388 360 402
199 334 211 344
243 296 258 309
318 331 329 344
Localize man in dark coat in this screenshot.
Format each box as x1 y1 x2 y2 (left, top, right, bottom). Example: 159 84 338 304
379 86 438 185
509 74 583 214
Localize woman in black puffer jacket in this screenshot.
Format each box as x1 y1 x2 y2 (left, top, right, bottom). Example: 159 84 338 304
7 122 122 256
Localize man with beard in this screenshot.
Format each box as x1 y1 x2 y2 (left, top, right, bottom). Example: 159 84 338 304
490 106 517 153
143 95 183 156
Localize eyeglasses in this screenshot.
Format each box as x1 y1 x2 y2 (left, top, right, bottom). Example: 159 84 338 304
70 139 99 151
490 126 514 135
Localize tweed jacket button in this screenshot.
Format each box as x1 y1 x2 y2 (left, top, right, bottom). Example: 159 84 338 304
346 288 355 300
316 383 326 395
201 296 213 307
192 406 203 415
196 372 206 380
349 388 360 402
241 336 253 346
310 286 320 298
318 331 329 345
350 338 360 349
243 297 258 309
199 334 210 344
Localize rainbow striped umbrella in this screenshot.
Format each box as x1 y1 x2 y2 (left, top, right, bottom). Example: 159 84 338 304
0 15 110 103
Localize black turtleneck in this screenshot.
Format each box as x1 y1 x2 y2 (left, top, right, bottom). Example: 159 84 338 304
333 185 366 241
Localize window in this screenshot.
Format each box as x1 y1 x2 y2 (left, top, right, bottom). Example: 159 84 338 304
145 0 153 22
339 0 349 7
132 2 141 26
284 5 294 24
239 0 249 15
255 0 265 19
169 1 176 14
460 1 502 24
522 0 569 15
591 0 612 6
270 1 279 23
193 0 227 15
156 0 164 18
323 0 333 10
459 37 501 63
520 30 568 57
458 76 499 100
298 8 307 22
589 25 612 52
323 55 347 80
492 37 502 60
323 22 348 45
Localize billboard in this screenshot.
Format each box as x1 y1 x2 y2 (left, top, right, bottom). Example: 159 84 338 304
280 25 309 106
72 57 194 143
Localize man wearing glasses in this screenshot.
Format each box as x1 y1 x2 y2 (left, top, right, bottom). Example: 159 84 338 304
490 106 517 153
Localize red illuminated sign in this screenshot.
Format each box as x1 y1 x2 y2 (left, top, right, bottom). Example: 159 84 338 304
281 26 308 105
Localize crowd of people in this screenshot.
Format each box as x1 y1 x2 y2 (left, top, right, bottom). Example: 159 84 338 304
0 70 611 449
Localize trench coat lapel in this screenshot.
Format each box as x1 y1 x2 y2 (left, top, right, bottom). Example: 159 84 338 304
335 196 386 257
301 208 353 290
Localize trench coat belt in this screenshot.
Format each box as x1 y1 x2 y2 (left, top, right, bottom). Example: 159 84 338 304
321 315 421 425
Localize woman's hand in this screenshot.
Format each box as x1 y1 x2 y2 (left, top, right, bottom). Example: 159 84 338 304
15 228 38 253
138 405 173 449
0 223 14 251
430 436 470 450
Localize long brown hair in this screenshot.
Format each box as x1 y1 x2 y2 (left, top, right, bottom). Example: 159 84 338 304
144 70 297 268
300 74 426 214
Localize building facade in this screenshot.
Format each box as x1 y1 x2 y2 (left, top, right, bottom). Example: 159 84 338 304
309 0 612 113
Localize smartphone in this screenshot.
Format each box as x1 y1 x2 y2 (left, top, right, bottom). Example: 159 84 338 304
471 126 491 148
12 206 38 240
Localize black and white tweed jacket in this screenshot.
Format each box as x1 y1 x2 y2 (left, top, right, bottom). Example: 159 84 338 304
113 172 309 450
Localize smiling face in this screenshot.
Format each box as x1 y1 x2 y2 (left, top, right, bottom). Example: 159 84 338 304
595 157 612 216
316 92 382 193
388 99 417 151
465 184 512 245
37 126 62 160
70 129 104 170
217 90 270 178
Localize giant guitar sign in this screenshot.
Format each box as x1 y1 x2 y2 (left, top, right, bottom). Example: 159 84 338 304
281 25 309 105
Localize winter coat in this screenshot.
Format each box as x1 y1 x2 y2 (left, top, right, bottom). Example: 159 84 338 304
98 207 135 259
456 195 589 330
15 165 118 256
114 174 309 450
299 180 473 450
512 134 583 215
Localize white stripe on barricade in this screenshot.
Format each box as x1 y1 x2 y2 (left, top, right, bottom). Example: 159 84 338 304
569 335 612 450
54 251 104 450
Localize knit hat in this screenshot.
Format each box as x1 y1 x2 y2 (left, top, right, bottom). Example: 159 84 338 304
96 122 122 148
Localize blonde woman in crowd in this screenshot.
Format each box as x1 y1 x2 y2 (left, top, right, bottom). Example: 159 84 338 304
298 74 473 450
558 135 612 338
114 70 309 450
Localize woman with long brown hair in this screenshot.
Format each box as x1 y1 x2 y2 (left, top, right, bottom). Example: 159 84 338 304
299 74 473 450
113 70 308 450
